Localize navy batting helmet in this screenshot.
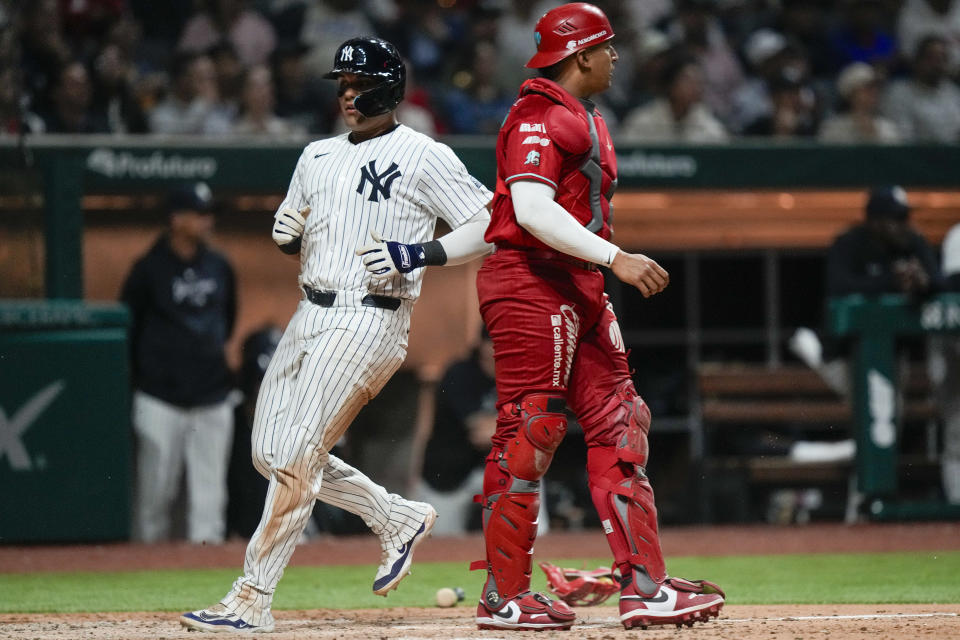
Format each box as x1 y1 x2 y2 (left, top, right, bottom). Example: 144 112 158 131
324 37 405 117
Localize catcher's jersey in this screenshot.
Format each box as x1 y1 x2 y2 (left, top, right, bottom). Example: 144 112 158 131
278 124 491 300
485 77 617 250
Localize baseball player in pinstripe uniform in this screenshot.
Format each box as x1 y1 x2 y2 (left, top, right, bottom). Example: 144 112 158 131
181 36 493 633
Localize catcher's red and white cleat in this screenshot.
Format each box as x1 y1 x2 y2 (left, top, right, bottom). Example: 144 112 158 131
476 590 576 631
619 576 725 629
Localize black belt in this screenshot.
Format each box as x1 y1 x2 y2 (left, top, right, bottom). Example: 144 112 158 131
494 245 599 271
303 285 401 311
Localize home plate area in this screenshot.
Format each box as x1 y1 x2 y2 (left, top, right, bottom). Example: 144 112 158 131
1 605 957 639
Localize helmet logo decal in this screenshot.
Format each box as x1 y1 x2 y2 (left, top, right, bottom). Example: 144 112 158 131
577 30 608 46
341 45 354 62
566 40 577 50
534 31 542 47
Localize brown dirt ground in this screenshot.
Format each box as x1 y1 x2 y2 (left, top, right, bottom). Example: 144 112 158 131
1 523 959 639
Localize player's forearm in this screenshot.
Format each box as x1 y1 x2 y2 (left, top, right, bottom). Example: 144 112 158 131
510 181 619 267
435 210 493 266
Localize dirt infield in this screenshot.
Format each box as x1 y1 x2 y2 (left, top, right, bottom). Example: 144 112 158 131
1 605 958 639
2 523 959 639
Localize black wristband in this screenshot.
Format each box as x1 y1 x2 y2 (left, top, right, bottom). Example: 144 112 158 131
278 237 301 255
421 240 447 266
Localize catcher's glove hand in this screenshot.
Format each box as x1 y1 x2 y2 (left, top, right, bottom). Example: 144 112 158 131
272 206 310 248
539 561 621 607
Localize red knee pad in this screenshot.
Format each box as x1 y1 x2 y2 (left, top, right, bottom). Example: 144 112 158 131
613 383 651 468
500 393 568 481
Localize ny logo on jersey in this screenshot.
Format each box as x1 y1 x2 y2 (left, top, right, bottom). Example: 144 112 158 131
341 45 354 62
357 160 402 202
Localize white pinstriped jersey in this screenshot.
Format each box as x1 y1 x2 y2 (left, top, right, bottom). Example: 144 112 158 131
210 124 488 626
279 124 492 300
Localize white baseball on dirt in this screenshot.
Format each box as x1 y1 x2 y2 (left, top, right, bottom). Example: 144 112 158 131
435 587 458 608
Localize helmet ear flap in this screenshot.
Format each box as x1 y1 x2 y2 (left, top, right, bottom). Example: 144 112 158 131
353 76 405 117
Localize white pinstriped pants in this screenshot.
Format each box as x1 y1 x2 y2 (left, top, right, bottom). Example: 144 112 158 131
222 294 426 624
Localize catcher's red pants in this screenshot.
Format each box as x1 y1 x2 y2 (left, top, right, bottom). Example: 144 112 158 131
476 248 631 450
475 248 666 596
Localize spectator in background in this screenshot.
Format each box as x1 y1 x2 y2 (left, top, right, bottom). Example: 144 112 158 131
128 0 196 72
743 65 819 138
59 0 127 61
90 43 149 134
395 63 441 136
271 39 331 134
827 0 898 74
620 52 729 143
882 34 960 142
121 182 238 544
208 40 246 114
35 60 109 133
380 0 466 86
19 0 71 105
624 29 673 110
178 0 276 67
149 52 233 135
493 0 552 95
776 0 834 80
227 325 281 539
231 63 298 136
0 66 43 136
417 327 550 535
790 186 943 397
664 0 746 129
730 29 812 134
818 62 901 142
442 40 514 135
896 0 960 77
827 186 941 300
417 327 497 535
929 222 960 504
300 0 377 81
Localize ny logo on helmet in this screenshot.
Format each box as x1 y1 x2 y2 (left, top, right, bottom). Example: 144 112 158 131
357 160 402 202
341 46 354 62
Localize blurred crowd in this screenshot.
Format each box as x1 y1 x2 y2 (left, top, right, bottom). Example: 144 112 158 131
2 0 960 142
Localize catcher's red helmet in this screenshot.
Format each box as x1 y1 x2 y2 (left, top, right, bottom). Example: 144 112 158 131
526 3 615 69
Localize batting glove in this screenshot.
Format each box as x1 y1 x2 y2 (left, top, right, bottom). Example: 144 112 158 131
355 230 426 278
272 206 310 248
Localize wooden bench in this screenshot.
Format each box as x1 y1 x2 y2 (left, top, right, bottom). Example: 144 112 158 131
696 363 938 520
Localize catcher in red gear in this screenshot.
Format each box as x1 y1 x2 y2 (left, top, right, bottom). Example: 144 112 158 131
471 2 725 632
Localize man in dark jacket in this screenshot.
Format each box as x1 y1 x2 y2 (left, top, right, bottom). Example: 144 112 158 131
792 185 942 397
121 181 237 543
827 185 941 299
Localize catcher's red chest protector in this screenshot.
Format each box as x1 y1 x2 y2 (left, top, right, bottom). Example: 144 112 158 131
484 77 618 249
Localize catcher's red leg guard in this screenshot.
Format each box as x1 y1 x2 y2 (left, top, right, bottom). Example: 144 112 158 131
586 381 665 595
472 394 575 630
586 383 724 628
